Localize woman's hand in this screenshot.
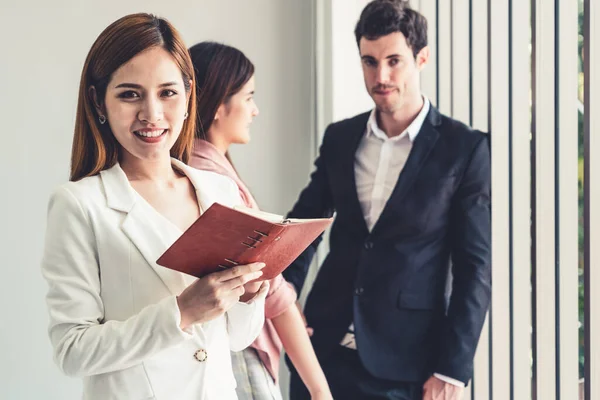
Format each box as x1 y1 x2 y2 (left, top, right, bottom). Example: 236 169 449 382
243 280 263 293
239 278 266 303
177 262 265 330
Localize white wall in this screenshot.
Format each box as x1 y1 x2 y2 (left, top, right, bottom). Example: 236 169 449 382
300 0 374 300
331 0 373 122
0 1 313 398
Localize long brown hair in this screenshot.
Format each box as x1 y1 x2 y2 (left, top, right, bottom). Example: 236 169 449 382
188 41 254 139
70 13 196 181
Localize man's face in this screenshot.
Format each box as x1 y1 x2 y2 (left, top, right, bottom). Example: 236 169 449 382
359 32 428 114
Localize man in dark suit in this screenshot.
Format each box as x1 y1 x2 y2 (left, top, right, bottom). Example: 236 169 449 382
283 1 491 399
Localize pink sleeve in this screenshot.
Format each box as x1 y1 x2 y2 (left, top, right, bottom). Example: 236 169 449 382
264 274 297 320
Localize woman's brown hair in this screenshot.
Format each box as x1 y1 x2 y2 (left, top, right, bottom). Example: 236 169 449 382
188 41 254 141
70 13 196 181
188 41 254 169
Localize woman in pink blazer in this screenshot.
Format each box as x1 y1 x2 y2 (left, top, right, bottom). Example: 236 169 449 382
188 42 332 400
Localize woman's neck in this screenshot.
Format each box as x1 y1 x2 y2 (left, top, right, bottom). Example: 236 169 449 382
206 131 230 155
120 153 179 184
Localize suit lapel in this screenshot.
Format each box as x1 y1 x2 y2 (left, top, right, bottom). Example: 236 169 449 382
100 162 186 295
342 113 370 237
121 202 187 294
371 108 441 236
172 158 241 213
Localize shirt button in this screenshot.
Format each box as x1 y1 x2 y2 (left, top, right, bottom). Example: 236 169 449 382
355 287 364 296
364 241 373 250
194 349 208 362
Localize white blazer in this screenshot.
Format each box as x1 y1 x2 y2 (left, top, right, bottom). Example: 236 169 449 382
41 159 266 400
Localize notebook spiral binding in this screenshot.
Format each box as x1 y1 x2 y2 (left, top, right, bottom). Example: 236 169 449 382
217 229 269 269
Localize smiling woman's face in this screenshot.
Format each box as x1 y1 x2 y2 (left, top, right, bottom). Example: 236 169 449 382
100 46 189 163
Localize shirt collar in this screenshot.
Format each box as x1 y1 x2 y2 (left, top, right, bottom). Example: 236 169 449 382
367 97 431 142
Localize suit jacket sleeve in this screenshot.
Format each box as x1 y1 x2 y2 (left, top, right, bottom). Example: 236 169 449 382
42 187 193 377
283 126 336 294
436 134 492 384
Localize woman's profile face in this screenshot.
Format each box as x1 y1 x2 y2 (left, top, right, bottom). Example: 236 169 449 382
212 76 259 146
100 46 189 163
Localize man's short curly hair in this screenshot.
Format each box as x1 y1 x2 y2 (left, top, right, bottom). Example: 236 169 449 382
354 0 428 58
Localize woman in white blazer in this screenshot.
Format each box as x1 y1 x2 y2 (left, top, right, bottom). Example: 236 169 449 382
41 14 268 400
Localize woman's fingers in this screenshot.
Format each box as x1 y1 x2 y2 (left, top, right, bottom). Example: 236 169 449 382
221 271 264 291
212 262 265 284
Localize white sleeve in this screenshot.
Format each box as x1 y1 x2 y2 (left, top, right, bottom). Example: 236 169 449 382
42 186 193 377
226 281 269 351
433 373 466 387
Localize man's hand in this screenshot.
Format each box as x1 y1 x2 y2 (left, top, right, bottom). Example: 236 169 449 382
422 376 464 400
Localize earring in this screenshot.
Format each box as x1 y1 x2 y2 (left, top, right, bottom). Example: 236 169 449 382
99 115 107 125
184 112 189 119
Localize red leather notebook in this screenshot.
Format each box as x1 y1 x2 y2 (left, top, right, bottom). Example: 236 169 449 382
156 203 333 280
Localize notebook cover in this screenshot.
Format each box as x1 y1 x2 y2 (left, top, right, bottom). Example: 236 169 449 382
156 202 332 280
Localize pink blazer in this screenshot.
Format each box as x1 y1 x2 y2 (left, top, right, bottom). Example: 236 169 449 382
189 138 297 382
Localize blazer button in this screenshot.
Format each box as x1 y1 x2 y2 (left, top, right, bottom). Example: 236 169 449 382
364 241 373 250
194 349 208 362
354 287 364 296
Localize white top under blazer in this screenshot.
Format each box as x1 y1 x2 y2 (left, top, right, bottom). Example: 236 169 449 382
41 158 266 400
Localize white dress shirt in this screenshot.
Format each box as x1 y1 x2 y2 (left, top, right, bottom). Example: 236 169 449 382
340 98 465 387
355 99 430 231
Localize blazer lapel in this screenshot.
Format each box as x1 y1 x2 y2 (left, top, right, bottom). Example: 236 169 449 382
171 158 241 213
341 113 371 237
371 108 441 236
100 163 187 295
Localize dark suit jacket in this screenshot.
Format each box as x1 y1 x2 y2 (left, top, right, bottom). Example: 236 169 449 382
282 106 491 385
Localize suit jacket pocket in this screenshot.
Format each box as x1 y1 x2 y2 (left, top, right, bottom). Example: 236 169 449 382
85 364 154 400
